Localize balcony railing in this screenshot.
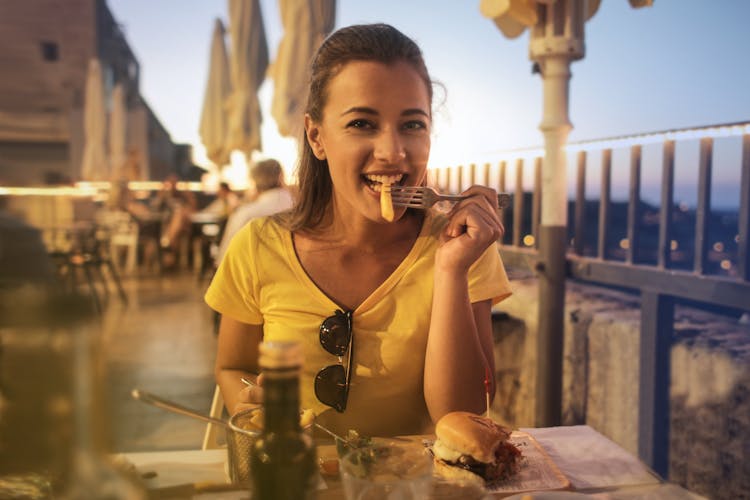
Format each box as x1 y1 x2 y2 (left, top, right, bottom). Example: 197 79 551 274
429 121 750 477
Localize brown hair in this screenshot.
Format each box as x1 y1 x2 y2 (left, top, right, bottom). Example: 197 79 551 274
277 23 433 232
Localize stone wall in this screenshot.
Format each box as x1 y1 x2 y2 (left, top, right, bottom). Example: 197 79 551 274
490 277 750 499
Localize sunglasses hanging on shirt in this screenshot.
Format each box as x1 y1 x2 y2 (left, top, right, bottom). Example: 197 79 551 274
314 309 353 412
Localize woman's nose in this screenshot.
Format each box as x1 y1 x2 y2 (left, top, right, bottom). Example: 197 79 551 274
373 130 406 164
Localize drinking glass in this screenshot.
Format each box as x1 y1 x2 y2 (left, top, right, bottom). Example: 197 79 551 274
340 440 433 500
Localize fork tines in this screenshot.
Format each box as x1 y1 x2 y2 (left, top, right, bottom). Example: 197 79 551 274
389 187 425 208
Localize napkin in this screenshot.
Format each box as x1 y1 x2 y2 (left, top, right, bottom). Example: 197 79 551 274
520 426 660 490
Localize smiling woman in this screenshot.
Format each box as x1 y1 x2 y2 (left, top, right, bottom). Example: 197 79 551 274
205 23 512 438
304 58 431 226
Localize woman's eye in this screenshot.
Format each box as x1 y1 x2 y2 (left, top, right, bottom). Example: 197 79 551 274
403 120 427 131
347 119 373 129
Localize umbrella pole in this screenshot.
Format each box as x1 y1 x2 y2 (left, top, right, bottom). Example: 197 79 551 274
535 55 572 427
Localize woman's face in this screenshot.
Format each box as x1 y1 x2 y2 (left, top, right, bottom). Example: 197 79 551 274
305 60 431 224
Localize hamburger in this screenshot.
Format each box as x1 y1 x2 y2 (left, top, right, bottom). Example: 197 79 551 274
432 411 521 485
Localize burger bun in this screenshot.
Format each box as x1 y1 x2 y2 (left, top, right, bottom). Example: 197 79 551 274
435 411 511 463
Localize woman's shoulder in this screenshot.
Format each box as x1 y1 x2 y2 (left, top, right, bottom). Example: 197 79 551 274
225 216 290 263
241 215 288 240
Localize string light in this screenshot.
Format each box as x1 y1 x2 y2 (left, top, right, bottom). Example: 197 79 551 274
566 122 750 153
0 186 99 196
437 121 750 170
0 180 205 196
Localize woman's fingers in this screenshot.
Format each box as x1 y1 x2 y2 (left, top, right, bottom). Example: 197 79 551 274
444 186 505 242
448 185 503 227
444 202 503 243
233 373 264 416
239 383 264 405
438 186 506 271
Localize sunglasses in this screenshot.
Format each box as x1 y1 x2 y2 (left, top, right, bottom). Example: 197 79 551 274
314 309 353 412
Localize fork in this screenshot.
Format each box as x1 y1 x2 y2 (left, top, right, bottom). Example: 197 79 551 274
390 186 511 210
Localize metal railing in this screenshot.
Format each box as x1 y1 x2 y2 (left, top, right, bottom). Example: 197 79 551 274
429 121 750 477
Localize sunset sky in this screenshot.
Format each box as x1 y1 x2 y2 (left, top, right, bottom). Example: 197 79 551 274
107 0 750 207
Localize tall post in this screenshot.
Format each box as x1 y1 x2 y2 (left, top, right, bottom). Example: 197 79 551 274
529 0 585 427
534 55 571 427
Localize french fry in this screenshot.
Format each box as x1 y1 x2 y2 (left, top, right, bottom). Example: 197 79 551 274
248 410 264 429
241 408 315 430
380 183 394 222
300 408 315 428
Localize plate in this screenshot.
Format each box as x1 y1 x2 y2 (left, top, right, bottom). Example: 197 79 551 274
467 431 570 498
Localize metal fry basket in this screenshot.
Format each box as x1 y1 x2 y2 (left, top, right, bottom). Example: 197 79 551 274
226 408 260 484
225 408 315 484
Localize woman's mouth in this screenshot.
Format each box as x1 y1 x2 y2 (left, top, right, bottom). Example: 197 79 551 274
362 173 405 192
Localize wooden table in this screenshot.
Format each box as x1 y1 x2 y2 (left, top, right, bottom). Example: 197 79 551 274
121 426 702 499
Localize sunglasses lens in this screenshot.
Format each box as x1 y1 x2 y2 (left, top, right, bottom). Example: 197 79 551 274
314 364 347 412
319 313 350 357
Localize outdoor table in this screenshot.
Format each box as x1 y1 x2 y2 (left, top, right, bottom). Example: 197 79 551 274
120 425 703 499
189 213 224 225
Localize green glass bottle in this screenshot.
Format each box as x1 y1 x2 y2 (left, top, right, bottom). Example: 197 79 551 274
250 341 317 500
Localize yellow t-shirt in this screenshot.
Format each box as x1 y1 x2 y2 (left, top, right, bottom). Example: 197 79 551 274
205 211 512 436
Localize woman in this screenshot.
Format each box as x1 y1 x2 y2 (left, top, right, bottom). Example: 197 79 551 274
205 23 511 436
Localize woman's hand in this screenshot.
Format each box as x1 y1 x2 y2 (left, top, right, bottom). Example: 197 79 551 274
436 185 504 273
232 373 264 415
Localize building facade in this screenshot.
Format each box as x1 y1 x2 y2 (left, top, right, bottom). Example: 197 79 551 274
0 0 178 185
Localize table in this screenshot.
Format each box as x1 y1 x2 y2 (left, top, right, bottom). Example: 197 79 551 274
121 426 704 499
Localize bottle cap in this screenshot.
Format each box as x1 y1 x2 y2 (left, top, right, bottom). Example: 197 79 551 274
258 341 303 369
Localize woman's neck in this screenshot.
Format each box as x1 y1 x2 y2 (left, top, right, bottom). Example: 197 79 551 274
316 205 423 252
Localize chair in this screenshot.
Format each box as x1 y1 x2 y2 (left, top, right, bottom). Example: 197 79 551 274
47 222 128 313
202 385 225 450
98 210 139 275
195 218 227 281
131 213 163 273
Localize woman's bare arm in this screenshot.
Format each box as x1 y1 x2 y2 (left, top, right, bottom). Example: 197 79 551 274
424 292 495 421
423 185 502 421
215 315 264 415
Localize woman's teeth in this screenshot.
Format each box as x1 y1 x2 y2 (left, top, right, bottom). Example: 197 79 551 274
363 174 403 192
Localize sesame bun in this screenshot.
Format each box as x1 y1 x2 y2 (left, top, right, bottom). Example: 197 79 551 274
434 411 511 463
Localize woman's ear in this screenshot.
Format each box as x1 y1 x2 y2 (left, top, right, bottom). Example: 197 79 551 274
304 114 326 160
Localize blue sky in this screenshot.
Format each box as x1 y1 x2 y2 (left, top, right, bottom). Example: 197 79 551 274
107 0 749 207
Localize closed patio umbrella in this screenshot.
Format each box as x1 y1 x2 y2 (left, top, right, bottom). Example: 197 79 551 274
109 82 127 180
270 0 336 138
81 58 107 181
199 19 232 167
225 0 269 157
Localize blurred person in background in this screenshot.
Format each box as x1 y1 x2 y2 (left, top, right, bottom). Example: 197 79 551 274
198 182 240 219
107 179 152 220
214 159 294 265
152 174 196 249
